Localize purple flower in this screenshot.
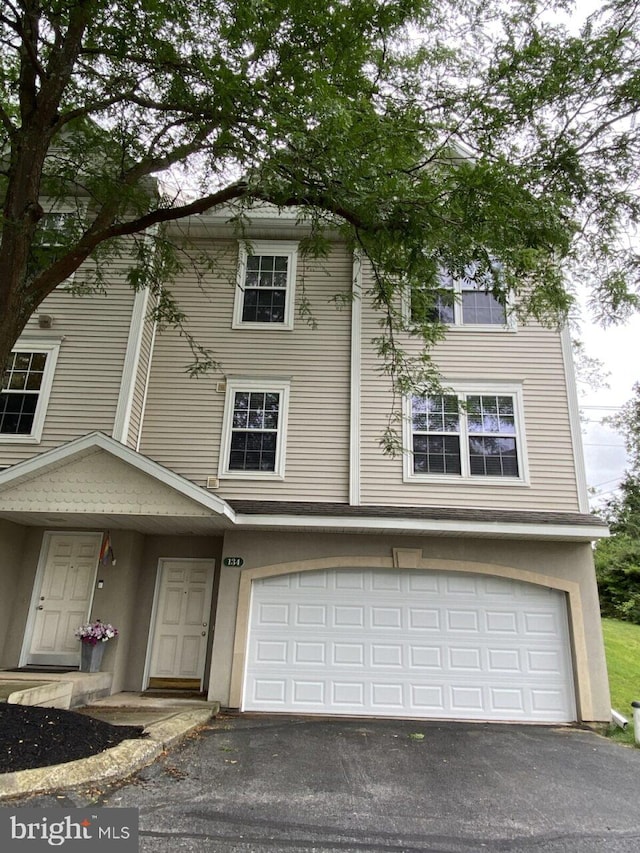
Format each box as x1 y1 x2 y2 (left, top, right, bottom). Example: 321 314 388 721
75 619 118 645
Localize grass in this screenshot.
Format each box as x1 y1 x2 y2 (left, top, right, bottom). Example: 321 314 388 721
602 617 640 746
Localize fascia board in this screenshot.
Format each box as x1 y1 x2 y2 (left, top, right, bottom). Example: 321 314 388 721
232 512 609 541
0 432 236 522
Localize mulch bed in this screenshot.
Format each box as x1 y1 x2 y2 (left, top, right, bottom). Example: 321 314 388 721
0 703 145 773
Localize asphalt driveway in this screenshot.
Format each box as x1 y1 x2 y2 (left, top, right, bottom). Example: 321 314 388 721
11 715 640 852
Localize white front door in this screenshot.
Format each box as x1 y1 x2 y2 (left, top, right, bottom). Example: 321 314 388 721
27 532 102 666
148 559 215 689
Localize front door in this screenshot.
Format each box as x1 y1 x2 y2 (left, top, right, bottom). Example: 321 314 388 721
27 532 102 666
148 559 215 690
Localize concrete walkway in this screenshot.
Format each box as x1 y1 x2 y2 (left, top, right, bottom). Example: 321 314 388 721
0 691 218 800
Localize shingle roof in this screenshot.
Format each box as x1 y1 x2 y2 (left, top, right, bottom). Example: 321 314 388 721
228 500 607 529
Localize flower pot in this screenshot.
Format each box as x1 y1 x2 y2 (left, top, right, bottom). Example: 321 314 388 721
80 641 106 673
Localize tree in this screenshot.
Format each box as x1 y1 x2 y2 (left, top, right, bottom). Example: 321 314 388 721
595 383 640 623
2 0 640 392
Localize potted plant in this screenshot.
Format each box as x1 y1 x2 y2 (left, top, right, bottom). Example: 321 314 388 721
74 619 118 672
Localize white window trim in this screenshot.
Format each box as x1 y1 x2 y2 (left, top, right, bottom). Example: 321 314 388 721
404 278 517 332
218 378 290 480
38 205 88 291
232 240 299 330
0 339 61 444
403 381 529 486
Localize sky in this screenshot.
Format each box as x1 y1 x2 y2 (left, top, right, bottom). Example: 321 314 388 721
577 311 640 509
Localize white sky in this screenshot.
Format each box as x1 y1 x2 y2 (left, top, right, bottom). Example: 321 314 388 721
577 312 640 508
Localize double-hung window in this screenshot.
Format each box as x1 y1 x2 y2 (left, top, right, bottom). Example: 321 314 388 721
406 384 527 483
0 343 60 442
233 241 298 329
219 379 290 479
409 264 511 328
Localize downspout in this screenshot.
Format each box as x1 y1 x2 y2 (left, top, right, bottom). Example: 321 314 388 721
560 325 590 513
349 251 362 506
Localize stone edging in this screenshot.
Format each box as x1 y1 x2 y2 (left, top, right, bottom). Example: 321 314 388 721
0 708 214 800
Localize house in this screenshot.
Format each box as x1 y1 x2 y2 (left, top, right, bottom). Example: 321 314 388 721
0 205 610 723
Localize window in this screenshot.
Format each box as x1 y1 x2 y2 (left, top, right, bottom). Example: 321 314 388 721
219 379 290 479
411 394 461 475
406 385 526 482
0 343 60 442
36 212 77 247
28 212 79 280
233 241 298 329
409 263 510 328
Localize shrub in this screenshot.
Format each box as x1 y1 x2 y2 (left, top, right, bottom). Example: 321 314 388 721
594 534 640 624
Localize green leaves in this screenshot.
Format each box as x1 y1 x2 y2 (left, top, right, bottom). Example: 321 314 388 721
1 0 640 382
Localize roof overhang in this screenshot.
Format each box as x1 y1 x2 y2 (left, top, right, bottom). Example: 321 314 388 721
0 432 235 534
227 501 609 542
0 437 608 541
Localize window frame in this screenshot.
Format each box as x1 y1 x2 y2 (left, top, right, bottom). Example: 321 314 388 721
218 378 290 480
232 240 299 330
406 269 516 331
403 382 529 485
0 340 61 443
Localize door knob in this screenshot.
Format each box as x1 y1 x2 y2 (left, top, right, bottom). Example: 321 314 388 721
201 631 206 636
37 605 43 610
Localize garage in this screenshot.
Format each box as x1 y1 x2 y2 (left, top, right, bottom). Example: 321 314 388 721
243 568 576 722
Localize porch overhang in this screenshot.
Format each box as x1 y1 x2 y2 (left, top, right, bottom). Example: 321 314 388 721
0 432 234 535
0 435 608 541
227 500 609 542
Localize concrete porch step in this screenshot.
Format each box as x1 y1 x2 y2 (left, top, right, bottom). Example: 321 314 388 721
0 680 73 709
0 671 112 709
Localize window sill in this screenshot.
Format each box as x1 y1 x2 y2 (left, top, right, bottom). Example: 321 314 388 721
231 321 294 331
0 435 41 444
437 324 517 333
219 472 285 481
403 473 530 487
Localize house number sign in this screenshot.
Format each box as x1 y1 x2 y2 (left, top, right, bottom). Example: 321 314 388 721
223 557 244 567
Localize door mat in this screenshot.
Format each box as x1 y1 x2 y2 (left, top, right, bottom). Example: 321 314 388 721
3 667 79 674
147 677 201 690
143 690 206 700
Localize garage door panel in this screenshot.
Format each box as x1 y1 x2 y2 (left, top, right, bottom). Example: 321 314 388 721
485 611 518 632
446 574 479 594
487 648 521 672
296 605 326 626
244 569 576 722
409 609 441 630
298 572 328 589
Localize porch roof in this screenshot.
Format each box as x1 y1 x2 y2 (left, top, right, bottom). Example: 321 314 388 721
0 434 608 541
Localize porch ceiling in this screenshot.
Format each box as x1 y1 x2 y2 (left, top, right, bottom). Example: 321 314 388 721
0 510 227 535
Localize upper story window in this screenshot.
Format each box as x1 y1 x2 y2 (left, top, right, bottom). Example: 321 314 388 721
409 263 512 329
0 342 60 443
219 378 290 480
28 212 79 280
405 384 527 484
233 241 298 330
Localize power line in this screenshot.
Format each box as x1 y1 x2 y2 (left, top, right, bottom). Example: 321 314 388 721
583 442 626 447
590 477 624 489
579 405 624 411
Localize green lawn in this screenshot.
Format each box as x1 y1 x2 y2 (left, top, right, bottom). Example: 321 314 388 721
602 617 640 745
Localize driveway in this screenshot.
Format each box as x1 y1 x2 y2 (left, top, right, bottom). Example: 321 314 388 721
12 715 640 852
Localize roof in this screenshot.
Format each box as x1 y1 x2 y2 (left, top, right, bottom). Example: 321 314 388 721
228 500 608 541
0 434 608 541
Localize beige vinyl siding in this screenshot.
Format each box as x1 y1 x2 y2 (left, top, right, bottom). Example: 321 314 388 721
0 270 136 468
359 280 581 511
126 294 157 450
139 239 353 500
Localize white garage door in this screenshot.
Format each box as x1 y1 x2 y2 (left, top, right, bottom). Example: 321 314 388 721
243 569 576 722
